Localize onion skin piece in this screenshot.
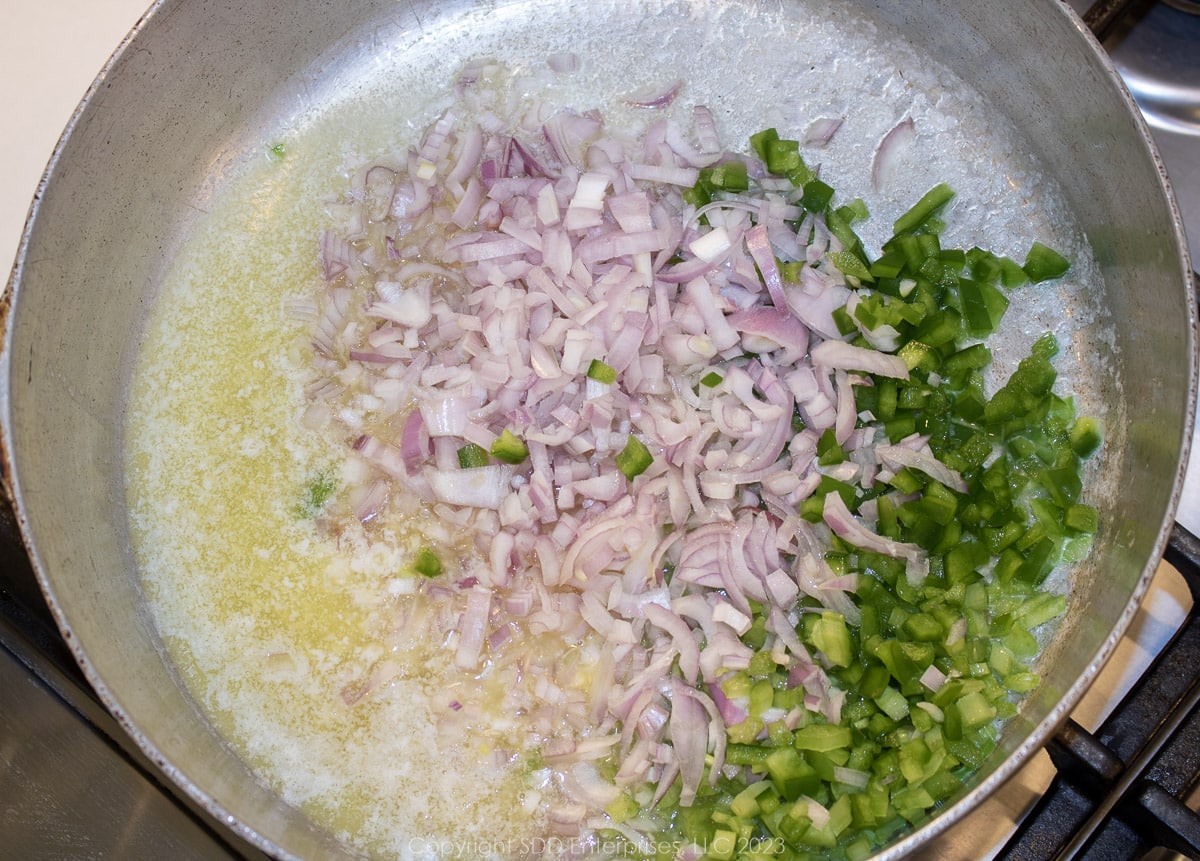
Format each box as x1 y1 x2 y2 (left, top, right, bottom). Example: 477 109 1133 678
822 491 928 585
811 339 909 379
871 115 915 192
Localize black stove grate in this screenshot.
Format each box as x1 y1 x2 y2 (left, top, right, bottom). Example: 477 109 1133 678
998 525 1200 861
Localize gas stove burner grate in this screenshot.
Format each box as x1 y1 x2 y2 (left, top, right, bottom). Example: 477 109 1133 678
1164 0 1200 15
998 526 1200 860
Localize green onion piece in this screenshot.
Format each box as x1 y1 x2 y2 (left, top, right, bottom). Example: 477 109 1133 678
615 435 653 479
893 183 955 235
267 142 287 161
413 547 442 578
457 442 489 468
489 429 529 464
1022 241 1071 282
586 358 617 384
700 371 723 388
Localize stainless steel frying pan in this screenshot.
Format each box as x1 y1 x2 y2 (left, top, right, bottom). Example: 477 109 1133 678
1 0 1196 857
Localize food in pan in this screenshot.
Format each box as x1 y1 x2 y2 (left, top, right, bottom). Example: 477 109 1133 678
126 35 1101 861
